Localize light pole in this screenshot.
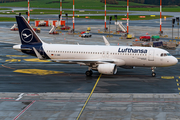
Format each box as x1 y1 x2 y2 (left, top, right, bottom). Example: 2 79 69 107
59 14 61 26
172 19 175 40
105 0 106 31
114 15 117 34
73 0 75 33
60 0 62 15
160 0 162 35
176 17 179 39
60 0 62 26
127 0 129 34
66 13 68 27
28 0 30 24
109 16 112 40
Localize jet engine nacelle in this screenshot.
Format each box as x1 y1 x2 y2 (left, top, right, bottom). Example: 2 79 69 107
97 64 117 75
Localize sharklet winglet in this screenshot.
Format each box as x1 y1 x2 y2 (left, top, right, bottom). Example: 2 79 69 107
103 36 110 46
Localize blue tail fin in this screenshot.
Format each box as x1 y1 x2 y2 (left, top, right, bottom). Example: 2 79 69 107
16 15 43 45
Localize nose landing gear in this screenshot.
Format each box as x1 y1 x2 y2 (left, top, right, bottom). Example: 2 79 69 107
151 67 156 77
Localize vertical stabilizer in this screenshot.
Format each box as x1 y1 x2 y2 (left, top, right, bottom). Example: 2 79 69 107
16 15 43 45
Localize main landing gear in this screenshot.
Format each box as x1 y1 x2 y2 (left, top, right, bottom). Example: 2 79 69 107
85 67 93 77
151 67 156 77
85 70 93 77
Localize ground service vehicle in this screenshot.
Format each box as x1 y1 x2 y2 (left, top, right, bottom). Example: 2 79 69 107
81 33 92 38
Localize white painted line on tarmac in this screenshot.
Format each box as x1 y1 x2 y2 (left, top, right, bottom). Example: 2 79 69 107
13 100 36 120
16 93 24 101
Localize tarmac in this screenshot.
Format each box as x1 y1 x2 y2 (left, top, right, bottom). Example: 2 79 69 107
0 17 180 120
1 93 180 120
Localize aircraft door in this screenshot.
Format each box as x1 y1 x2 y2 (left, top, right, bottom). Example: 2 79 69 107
148 50 154 61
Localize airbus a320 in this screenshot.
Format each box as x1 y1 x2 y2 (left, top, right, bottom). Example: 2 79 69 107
13 15 178 77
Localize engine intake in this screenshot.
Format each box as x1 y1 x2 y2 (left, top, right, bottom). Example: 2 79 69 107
97 64 117 75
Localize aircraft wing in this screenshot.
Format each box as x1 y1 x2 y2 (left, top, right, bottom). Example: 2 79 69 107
51 59 114 63
103 36 110 46
51 59 125 66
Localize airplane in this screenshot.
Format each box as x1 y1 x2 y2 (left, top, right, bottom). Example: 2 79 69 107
13 15 178 77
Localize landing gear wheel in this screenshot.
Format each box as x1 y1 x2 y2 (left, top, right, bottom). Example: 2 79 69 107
151 72 156 77
151 67 156 77
85 70 93 77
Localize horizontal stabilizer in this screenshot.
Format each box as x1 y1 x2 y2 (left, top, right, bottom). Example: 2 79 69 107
21 48 32 51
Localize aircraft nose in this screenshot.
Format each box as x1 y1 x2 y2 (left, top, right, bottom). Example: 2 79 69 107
172 57 178 65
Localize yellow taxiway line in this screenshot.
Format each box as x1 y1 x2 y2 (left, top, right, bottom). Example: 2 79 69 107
76 74 102 120
24 58 51 62
176 79 180 95
6 59 21 62
14 69 63 75
161 76 174 79
6 55 28 57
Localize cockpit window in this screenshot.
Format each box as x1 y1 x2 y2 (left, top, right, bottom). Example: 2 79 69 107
167 53 171 56
160 53 171 57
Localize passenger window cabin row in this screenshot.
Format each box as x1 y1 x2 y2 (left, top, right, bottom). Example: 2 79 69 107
47 51 147 56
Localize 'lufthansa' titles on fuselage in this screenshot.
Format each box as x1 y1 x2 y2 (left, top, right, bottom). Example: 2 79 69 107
118 48 148 53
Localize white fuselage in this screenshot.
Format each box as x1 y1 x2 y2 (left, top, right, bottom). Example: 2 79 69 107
41 43 177 67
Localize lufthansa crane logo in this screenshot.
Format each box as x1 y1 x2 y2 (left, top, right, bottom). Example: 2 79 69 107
21 28 33 43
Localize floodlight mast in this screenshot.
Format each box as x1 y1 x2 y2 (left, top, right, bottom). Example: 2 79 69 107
28 0 30 24
73 0 75 33
105 0 106 30
160 0 162 32
127 0 129 34
59 0 62 26
60 0 62 15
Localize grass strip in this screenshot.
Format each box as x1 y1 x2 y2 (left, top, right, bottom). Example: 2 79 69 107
0 17 36 21
0 0 180 12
